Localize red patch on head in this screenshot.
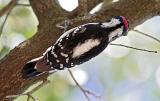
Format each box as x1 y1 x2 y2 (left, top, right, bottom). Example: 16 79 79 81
122 16 129 31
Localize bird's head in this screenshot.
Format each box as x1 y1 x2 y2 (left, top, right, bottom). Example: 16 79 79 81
101 16 129 42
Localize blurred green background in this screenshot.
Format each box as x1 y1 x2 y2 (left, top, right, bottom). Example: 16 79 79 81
0 0 160 101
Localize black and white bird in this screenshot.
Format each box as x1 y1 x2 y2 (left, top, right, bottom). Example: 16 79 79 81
22 16 129 79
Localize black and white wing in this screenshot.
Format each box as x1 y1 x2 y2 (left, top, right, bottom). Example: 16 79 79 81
45 23 108 70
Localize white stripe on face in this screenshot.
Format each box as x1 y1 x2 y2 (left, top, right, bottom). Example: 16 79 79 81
72 39 101 58
101 18 121 28
108 28 123 42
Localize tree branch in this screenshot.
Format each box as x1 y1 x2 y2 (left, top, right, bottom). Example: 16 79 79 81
68 0 103 19
0 0 160 101
97 0 160 28
29 0 69 25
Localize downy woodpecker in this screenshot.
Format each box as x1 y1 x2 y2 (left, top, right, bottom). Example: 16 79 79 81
22 16 129 78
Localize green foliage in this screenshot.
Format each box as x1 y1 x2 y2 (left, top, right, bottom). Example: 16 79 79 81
0 3 38 58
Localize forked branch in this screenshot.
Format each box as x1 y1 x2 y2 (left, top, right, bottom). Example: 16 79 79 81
68 69 101 101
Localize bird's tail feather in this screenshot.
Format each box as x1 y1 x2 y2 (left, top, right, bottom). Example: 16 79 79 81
22 56 43 79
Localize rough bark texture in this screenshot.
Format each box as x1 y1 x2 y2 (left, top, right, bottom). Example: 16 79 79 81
0 0 160 101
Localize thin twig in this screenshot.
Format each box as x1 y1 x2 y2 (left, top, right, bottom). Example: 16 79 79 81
56 19 70 30
0 0 18 17
0 1 30 37
16 4 31 7
68 69 90 101
0 0 19 37
110 43 157 53
68 69 101 101
0 8 13 37
133 29 160 43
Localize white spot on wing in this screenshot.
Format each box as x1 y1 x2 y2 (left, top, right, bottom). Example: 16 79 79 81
72 39 101 58
51 66 54 69
56 59 60 63
49 62 53 65
52 46 55 50
60 64 63 69
60 52 68 57
71 63 74 66
46 53 49 62
59 39 62 42
61 46 64 49
66 58 69 63
51 51 58 58
47 59 49 62
58 42 62 46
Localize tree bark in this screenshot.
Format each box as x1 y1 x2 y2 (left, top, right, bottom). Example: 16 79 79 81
0 0 160 101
